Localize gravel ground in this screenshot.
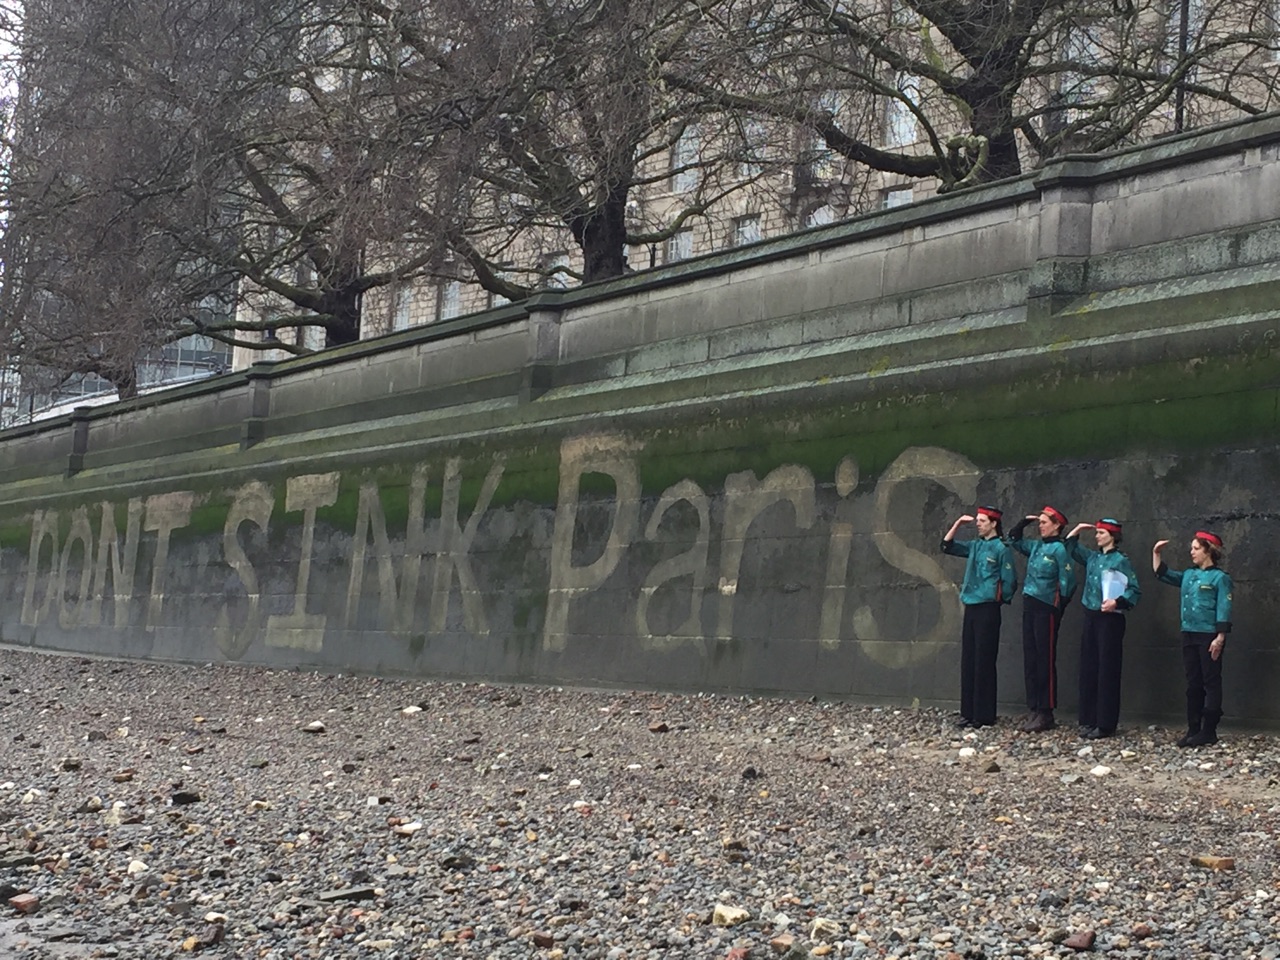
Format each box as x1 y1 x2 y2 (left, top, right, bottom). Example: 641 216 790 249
1 649 1278 960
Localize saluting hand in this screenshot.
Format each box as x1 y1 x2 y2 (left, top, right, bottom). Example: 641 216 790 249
1153 539 1169 553
958 514 975 524
1068 523 1094 538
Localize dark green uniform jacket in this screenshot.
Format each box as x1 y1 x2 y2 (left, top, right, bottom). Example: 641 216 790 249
1155 563 1233 633
1007 527 1076 610
1067 538 1142 612
941 536 1018 606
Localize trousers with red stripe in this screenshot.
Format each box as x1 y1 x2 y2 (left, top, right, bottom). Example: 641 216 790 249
1022 596 1064 711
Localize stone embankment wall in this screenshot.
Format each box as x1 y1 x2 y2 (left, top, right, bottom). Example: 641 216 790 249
3 115 1280 725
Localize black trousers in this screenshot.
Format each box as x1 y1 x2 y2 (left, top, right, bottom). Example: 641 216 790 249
1182 632 1224 728
961 602 1002 726
1078 609 1126 732
1022 596 1064 711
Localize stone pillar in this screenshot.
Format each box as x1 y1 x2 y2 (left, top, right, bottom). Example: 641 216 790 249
240 361 274 450
1029 160 1097 322
521 294 563 403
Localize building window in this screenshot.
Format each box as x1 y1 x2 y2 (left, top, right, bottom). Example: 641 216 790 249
1272 0 1280 60
665 229 693 263
738 120 768 179
801 132 840 184
884 74 921 148
732 214 762 247
489 264 516 308
882 186 913 209
804 205 836 229
438 279 462 320
1062 22 1104 104
390 284 414 331
670 126 700 192
542 251 571 289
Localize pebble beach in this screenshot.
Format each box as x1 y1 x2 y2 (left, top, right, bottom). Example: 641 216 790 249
1 649 1277 959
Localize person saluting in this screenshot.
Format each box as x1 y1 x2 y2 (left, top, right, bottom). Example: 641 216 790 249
942 507 1018 729
1066 519 1141 739
1153 530 1233 747
1007 506 1077 732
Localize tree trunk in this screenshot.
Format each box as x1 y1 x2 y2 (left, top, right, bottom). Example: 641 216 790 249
323 294 362 348
962 80 1023 181
105 364 139 400
577 196 628 283
316 253 363 347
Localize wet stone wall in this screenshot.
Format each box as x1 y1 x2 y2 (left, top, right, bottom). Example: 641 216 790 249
4 115 1280 726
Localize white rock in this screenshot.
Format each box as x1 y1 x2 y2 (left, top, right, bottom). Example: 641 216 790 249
127 859 148 876
711 903 750 927
811 917 843 941
1120 749 1137 760
204 912 228 923
1090 765 1112 777
958 747 976 759
392 820 423 836
401 706 423 715
301 721 326 734
1077 746 1094 757
1198 762 1215 771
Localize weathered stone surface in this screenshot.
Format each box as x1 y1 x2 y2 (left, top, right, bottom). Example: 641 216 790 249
4 118 1280 731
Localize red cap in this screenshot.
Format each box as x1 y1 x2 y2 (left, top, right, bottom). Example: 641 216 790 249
1042 505 1067 528
976 505 1002 521
1194 530 1223 548
1096 519 1122 535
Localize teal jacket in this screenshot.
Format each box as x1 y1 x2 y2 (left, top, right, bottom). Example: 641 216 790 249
1007 526 1076 610
1155 563 1233 634
941 536 1018 606
1067 538 1141 612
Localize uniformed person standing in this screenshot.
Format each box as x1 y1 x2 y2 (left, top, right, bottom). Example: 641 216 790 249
942 506 1018 728
1067 519 1141 739
1008 506 1077 732
1153 530 1233 747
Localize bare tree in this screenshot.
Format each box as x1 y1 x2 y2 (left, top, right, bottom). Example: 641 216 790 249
4 0 1278 392
669 0 1280 190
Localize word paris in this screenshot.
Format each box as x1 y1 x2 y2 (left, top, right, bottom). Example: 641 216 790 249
17 437 977 662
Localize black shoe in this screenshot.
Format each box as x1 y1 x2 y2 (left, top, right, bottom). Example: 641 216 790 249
956 718 975 729
1025 710 1056 733
1176 730 1197 747
1078 724 1095 736
1186 728 1218 746
1083 727 1114 740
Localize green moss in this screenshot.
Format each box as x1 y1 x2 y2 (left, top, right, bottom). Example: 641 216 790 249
0 521 29 551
